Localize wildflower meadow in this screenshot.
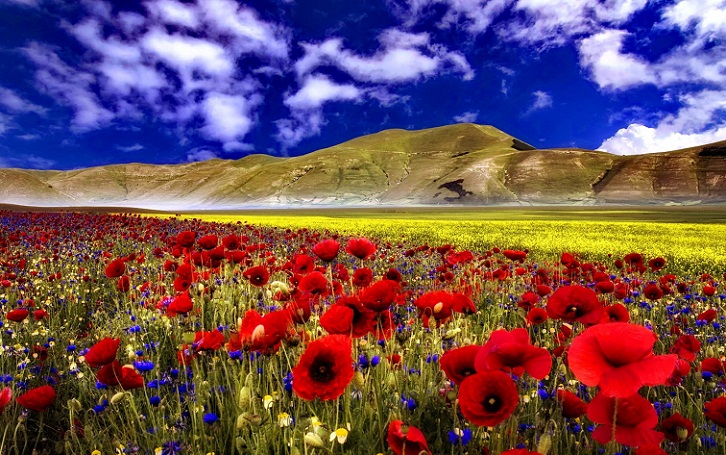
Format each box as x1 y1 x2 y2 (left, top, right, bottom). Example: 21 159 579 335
1 209 726 455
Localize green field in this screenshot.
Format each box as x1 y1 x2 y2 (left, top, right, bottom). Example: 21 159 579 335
167 206 726 276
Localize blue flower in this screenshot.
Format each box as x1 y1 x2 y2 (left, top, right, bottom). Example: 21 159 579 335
150 396 161 406
448 428 472 445
203 413 219 425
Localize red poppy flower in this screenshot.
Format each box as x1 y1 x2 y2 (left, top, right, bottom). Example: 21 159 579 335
458 371 519 427
440 345 481 385
167 293 194 316
502 249 527 261
670 334 701 362
320 296 376 338
643 284 663 300
648 257 666 272
697 308 717 322
359 279 401 312
193 330 226 351
526 308 549 325
292 334 354 401
546 285 603 325
105 259 126 278
346 238 376 260
568 322 677 397
84 337 120 368
602 303 630 323
474 328 552 380
705 396 726 427
588 392 663 447
292 254 316 275
96 360 144 389
298 271 330 296
7 308 29 322
0 387 11 415
229 309 292 354
556 389 587 418
197 234 218 250
312 239 340 262
352 267 373 287
176 230 196 248
659 413 694 442
117 275 131 292
33 309 48 321
243 265 269 287
222 234 241 250
16 385 56 412
387 420 432 455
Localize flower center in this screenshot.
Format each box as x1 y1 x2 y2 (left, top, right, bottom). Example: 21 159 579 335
310 359 336 383
483 395 502 412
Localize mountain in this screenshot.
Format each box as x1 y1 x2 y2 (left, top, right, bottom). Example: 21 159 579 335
2 123 726 209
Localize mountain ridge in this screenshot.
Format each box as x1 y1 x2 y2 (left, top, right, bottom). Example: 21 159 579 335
2 123 726 209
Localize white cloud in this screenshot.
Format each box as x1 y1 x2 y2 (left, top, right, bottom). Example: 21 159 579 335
201 92 256 149
23 42 114 131
661 0 726 41
145 0 200 29
453 111 478 123
599 89 726 155
296 28 473 83
117 143 144 152
199 0 289 61
142 29 234 78
524 90 552 114
17 133 40 140
285 75 361 110
0 152 56 169
578 29 656 90
276 111 325 150
0 112 10 135
0 87 47 115
186 148 221 162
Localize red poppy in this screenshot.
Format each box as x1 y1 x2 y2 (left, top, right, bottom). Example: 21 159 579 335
474 328 552 380
526 308 549 325
705 396 726 427
16 385 56 412
320 296 376 338
312 239 340 262
568 322 677 397
193 330 226 351
359 280 401 312
167 293 194 316
502 249 527 261
105 259 126 278
556 389 587 418
588 392 663 447
352 267 373 287
197 234 218 250
701 357 726 375
414 290 456 327
0 387 11 415
117 275 131 292
243 265 270 287
292 254 316 275
84 337 120 368
7 308 29 322
458 370 519 427
33 309 48 321
97 360 144 389
601 303 630 323
440 345 481 385
292 334 354 401
697 308 717 322
546 285 603 325
387 420 431 455
222 234 241 250
659 413 694 442
643 284 663 301
346 237 376 260
648 257 666 272
176 230 196 248
298 271 329 296
665 359 691 386
670 334 701 362
229 309 292 354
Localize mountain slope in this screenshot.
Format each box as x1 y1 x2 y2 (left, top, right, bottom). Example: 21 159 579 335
1 124 725 209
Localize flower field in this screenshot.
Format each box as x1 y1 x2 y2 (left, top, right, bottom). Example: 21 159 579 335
1 209 726 455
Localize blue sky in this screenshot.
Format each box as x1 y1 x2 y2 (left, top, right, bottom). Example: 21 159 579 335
0 0 724 170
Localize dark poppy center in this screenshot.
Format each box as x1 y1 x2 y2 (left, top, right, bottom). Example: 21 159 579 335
461 367 476 377
567 305 583 317
483 395 502 412
310 358 336 383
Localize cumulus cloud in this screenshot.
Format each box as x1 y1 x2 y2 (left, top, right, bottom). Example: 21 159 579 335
145 0 200 29
599 90 726 155
296 28 473 83
0 87 47 115
578 29 656 90
201 92 258 151
524 90 553 114
23 42 114 131
186 148 221 162
453 111 478 123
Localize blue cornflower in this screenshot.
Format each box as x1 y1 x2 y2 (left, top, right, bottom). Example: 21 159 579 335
203 413 219 425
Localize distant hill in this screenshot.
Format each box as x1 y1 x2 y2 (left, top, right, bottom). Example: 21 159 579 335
2 123 726 209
